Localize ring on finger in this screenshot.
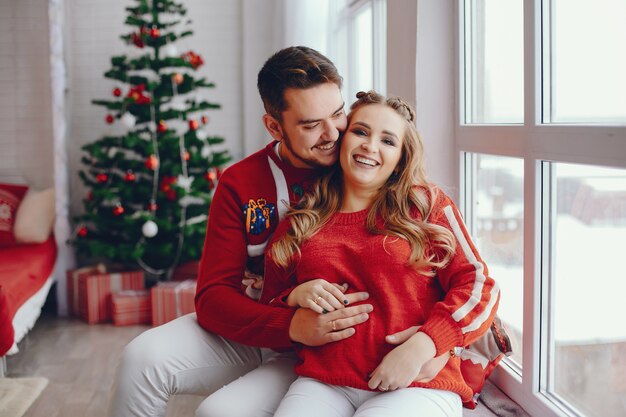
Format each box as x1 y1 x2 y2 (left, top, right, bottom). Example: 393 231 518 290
379 386 389 392
331 320 337 331
315 296 323 305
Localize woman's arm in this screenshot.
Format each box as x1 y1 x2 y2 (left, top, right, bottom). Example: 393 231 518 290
418 194 500 357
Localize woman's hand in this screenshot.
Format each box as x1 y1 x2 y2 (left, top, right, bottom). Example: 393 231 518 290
386 326 450 382
286 279 351 314
368 332 437 392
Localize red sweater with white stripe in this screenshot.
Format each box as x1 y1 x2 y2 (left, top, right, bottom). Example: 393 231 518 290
195 142 324 348
261 187 500 403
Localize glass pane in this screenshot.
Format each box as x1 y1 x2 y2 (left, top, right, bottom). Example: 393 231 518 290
351 4 373 100
464 0 524 124
474 154 524 369
551 163 626 416
546 0 626 124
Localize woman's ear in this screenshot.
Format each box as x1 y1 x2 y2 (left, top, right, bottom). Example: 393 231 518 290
262 114 284 142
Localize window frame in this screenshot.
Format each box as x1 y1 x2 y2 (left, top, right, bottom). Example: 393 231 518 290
334 0 387 100
456 1 626 416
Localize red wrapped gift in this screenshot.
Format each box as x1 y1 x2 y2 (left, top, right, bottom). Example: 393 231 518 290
111 290 151 326
151 279 196 326
66 264 107 316
79 270 145 324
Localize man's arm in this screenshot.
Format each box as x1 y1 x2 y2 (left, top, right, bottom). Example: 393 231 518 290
195 173 296 349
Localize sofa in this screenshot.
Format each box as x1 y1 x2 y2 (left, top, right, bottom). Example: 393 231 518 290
0 182 57 362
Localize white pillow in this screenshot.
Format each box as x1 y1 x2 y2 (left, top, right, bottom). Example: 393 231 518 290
14 188 56 244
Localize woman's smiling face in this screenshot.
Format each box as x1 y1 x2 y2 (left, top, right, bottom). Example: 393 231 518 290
340 103 406 194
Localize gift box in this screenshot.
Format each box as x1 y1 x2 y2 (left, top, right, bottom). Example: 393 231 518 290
111 290 151 326
172 260 200 281
151 279 196 326
66 264 107 316
79 270 145 324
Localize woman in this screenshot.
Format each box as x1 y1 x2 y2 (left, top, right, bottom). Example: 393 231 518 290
260 91 500 417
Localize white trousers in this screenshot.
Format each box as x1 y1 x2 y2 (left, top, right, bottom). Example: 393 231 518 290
108 313 298 417
274 377 463 417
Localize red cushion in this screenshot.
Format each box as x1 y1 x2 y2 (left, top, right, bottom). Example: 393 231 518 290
0 183 29 247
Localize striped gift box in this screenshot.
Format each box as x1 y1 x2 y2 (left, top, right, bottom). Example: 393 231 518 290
150 279 196 326
66 264 106 316
78 271 145 324
111 290 151 326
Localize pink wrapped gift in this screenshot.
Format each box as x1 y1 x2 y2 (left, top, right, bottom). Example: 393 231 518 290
112 290 151 326
78 270 145 324
150 279 196 326
66 264 106 316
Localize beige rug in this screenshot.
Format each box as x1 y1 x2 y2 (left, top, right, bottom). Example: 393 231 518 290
0 377 48 417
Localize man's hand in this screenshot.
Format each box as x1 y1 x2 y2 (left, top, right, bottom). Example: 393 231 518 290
385 326 450 383
289 291 372 346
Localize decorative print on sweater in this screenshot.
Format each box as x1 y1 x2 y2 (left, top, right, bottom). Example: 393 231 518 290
243 198 276 235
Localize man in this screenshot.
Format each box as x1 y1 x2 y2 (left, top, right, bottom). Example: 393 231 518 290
109 46 442 417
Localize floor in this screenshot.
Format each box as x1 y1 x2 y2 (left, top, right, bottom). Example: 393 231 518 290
5 312 203 417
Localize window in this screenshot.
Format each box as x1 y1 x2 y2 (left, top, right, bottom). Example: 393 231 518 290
547 163 626 417
464 153 524 369
463 0 524 124
458 1 626 416
542 0 626 124
328 0 386 102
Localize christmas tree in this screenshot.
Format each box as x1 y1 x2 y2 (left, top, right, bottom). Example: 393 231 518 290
72 0 231 280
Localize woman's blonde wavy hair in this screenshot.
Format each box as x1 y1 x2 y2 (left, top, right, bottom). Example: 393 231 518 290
271 91 455 274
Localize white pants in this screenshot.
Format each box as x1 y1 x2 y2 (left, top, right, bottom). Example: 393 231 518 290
108 313 298 417
274 377 463 417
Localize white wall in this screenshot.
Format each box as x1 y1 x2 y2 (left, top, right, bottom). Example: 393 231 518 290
0 0 54 188
65 0 244 215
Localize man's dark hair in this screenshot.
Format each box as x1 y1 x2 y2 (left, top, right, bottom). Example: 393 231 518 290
257 46 343 120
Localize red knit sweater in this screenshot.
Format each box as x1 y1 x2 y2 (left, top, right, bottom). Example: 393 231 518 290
261 188 500 403
195 142 324 349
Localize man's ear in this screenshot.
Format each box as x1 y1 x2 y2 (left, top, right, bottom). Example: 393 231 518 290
262 114 284 142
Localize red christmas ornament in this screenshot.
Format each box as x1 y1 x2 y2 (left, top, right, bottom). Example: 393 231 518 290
183 150 190 161
201 115 209 125
113 204 125 216
148 201 158 212
157 120 168 133
188 120 199 131
172 73 184 85
166 189 177 201
113 87 122 97
181 51 204 70
160 175 175 192
105 114 115 124
127 84 151 105
145 154 159 170
205 170 217 181
124 171 136 182
150 26 160 38
96 173 108 183
131 32 145 48
77 226 88 238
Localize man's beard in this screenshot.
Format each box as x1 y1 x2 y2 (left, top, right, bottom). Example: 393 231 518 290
281 129 335 169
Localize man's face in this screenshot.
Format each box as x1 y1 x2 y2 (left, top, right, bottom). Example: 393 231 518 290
277 83 347 169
